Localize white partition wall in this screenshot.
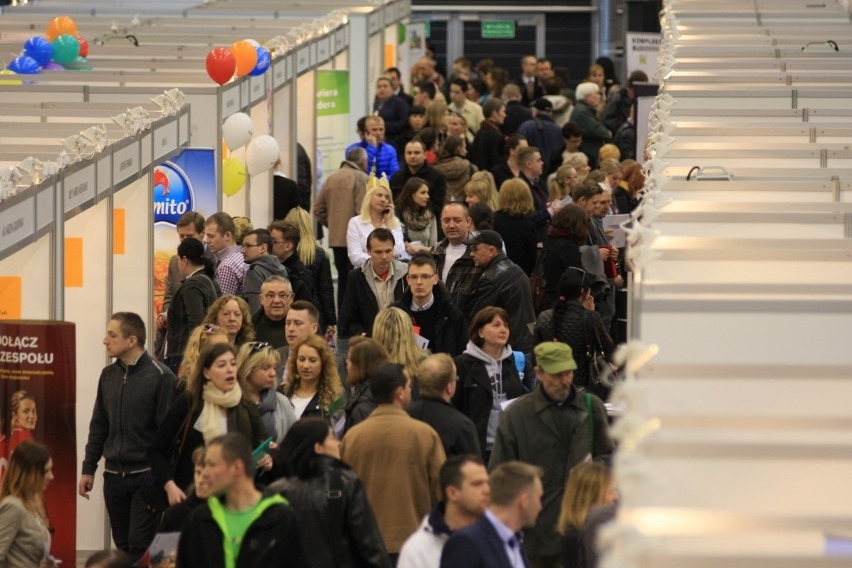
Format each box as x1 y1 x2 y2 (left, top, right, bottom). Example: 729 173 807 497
608 0 852 566
64 198 111 552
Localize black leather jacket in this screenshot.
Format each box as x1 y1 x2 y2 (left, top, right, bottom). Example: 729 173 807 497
269 456 390 568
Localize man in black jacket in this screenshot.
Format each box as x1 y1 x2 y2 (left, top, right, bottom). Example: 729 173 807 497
407 354 481 458
241 229 289 314
267 221 315 305
392 253 465 357
389 139 447 221
79 312 176 560
469 98 506 173
178 433 304 568
464 230 536 353
344 229 409 336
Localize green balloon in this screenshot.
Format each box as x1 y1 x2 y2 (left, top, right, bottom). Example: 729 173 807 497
51 34 80 65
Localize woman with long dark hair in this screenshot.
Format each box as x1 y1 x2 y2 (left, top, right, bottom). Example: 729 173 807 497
0 441 55 567
269 418 390 568
395 176 438 255
164 237 221 373
148 342 267 506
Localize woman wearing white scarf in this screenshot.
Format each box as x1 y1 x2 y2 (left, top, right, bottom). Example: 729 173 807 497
148 343 268 507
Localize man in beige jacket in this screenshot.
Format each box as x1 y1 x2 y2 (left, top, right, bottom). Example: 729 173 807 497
341 362 446 563
313 147 368 334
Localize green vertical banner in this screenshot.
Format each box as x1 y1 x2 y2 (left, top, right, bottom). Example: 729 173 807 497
316 70 351 178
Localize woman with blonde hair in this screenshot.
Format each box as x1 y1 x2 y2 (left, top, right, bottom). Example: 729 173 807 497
565 153 591 181
493 178 544 275
0 441 55 567
281 208 337 334
343 337 390 433
548 164 580 202
203 295 255 346
285 334 345 423
557 461 618 568
464 175 499 211
9 391 37 455
346 181 406 269
423 99 449 133
237 342 297 444
178 323 230 383
371 307 428 388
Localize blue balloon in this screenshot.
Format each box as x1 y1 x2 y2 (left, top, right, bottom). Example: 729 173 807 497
23 36 53 67
249 46 271 76
8 55 41 75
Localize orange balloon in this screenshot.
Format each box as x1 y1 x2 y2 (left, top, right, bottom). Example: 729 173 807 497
46 16 78 42
231 40 258 78
222 140 230 159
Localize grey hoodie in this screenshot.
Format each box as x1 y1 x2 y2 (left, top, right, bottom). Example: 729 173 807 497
462 340 514 445
243 254 289 313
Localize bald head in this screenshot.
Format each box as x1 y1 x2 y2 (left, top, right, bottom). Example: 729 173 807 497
417 353 457 399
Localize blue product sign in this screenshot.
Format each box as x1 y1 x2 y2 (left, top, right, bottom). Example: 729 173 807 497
152 162 195 225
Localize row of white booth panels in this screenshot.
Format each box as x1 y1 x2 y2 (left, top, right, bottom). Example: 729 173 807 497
614 0 852 565
0 0 410 552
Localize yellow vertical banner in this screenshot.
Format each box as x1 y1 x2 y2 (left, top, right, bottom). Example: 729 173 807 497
0 276 22 319
64 237 83 288
113 208 126 255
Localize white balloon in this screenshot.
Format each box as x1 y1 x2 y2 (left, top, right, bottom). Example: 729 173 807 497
223 112 253 150
246 135 280 175
245 39 260 47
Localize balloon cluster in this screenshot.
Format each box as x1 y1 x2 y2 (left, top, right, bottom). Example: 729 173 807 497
205 39 271 86
220 112 280 197
5 16 90 77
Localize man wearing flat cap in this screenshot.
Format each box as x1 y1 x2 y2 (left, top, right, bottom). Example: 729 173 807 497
463 230 537 355
490 341 613 568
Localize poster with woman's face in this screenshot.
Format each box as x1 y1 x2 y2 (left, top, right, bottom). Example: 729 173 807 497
0 321 76 565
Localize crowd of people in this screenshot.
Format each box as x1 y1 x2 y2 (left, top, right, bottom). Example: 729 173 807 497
0 53 649 568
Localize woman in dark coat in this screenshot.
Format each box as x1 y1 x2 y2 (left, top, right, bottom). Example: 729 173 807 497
493 178 546 276
148 343 267 508
164 238 220 373
343 337 389 434
269 418 390 568
534 268 615 400
540 204 588 311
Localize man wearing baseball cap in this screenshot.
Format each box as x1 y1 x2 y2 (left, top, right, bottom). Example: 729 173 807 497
463 230 537 355
489 341 613 568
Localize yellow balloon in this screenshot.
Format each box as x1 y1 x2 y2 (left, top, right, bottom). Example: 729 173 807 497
0 69 22 86
222 158 246 196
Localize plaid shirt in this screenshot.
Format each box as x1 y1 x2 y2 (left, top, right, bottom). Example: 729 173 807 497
214 245 249 296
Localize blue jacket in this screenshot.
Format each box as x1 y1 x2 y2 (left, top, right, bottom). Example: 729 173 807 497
345 140 399 178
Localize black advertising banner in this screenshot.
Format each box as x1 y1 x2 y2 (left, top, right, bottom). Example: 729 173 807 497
0 320 76 564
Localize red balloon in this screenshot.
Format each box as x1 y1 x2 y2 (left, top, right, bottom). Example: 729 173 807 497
205 47 236 86
77 36 89 58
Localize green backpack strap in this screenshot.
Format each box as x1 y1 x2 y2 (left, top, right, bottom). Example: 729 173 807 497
585 392 595 458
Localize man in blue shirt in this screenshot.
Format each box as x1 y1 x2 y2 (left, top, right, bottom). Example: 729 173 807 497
345 115 400 179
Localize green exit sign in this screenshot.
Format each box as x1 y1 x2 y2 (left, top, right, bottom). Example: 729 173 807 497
481 20 515 39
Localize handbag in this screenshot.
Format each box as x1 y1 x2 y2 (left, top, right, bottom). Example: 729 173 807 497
583 310 611 388
529 249 547 313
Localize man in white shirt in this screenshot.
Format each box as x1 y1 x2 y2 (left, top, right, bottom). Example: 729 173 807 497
398 455 490 568
440 461 543 568
449 78 485 136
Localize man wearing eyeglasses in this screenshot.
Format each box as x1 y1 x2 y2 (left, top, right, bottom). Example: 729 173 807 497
241 229 289 314
252 275 294 348
392 253 465 357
